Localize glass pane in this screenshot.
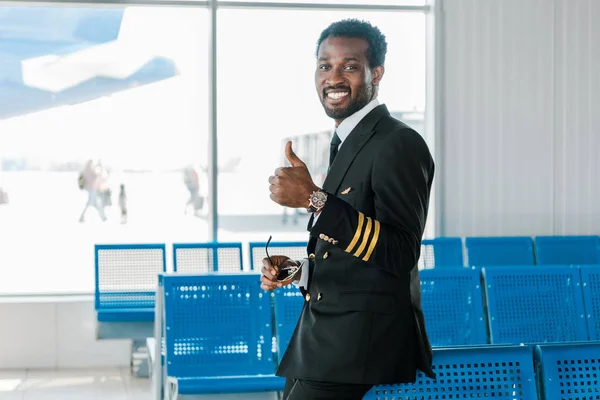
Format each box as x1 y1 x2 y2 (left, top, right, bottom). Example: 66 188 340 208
0 6 209 294
217 10 427 247
221 0 426 5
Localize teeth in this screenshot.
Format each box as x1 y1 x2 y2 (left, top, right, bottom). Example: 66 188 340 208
328 92 348 100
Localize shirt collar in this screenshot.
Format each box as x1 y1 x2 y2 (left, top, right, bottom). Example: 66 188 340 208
335 98 380 147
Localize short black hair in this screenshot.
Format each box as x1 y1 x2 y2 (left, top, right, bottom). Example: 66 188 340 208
316 19 387 68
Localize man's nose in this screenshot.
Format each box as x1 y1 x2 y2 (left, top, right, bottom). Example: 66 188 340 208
325 68 344 87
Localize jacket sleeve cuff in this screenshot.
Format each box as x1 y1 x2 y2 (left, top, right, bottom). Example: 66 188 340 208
309 194 345 238
309 194 382 263
292 258 309 289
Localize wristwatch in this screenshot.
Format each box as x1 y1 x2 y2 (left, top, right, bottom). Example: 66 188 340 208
307 190 328 213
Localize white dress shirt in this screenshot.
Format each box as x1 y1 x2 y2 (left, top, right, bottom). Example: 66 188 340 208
293 98 380 288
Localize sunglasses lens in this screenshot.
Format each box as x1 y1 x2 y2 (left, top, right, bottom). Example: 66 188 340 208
266 236 299 283
277 263 299 282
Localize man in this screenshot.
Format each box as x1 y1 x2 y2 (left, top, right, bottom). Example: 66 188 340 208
183 165 203 216
263 19 435 399
79 159 107 223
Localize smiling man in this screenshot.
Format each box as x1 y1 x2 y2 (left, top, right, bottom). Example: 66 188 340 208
263 19 436 399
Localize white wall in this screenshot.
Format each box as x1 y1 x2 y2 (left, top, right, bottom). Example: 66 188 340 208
439 0 600 237
0 297 130 369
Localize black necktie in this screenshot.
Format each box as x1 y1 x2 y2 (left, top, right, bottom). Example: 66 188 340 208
329 132 341 168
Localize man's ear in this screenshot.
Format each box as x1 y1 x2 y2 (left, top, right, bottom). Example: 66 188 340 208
372 65 385 86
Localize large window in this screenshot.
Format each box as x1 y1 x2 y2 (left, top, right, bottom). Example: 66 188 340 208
0 6 209 294
0 2 433 295
216 9 427 243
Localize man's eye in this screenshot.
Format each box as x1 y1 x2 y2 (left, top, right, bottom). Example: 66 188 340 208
345 65 357 70
318 65 330 70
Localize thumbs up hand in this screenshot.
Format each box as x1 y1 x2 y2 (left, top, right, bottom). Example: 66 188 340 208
269 141 319 208
284 140 306 168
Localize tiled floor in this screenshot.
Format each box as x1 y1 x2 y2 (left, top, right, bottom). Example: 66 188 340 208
0 368 148 400
0 368 280 399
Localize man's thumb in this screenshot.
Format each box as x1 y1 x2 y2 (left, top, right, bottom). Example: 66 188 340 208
285 141 305 167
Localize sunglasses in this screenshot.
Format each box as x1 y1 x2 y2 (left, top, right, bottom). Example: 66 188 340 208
266 235 301 282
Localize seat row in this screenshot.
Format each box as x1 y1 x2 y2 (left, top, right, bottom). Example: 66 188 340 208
94 242 306 326
153 271 600 399
421 265 600 346
150 265 600 398
94 241 600 346
368 343 600 400
94 235 600 324
421 235 600 267
94 243 600 347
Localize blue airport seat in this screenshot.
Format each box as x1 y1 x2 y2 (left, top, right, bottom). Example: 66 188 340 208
483 265 588 344
173 242 243 273
248 241 308 270
420 268 487 346
419 237 464 268
365 345 537 399
149 274 167 398
466 236 535 266
162 273 284 395
579 265 600 340
95 243 166 324
273 286 305 361
535 342 600 400
535 235 600 265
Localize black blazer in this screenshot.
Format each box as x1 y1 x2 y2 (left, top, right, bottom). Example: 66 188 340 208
276 104 436 385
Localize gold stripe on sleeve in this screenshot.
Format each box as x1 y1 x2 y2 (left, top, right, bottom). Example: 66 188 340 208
362 219 381 261
345 212 365 253
353 217 373 257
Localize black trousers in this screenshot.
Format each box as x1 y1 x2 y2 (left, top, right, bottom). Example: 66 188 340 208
282 378 373 400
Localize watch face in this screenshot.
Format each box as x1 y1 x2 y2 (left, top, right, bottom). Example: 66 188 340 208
311 191 327 209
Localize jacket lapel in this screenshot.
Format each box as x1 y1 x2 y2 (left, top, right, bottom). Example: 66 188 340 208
322 104 390 194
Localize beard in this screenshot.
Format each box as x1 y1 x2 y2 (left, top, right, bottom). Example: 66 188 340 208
321 83 373 120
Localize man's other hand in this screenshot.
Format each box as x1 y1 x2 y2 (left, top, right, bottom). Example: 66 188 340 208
261 255 300 291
